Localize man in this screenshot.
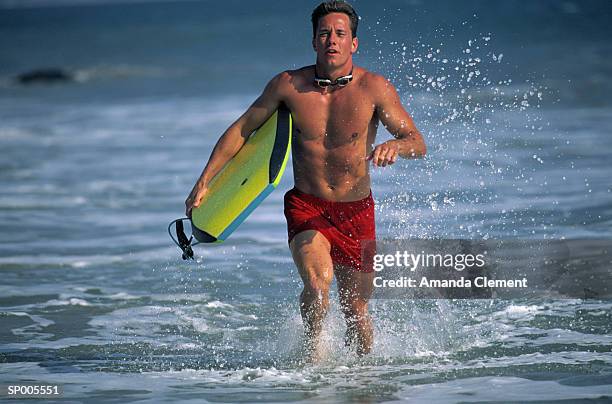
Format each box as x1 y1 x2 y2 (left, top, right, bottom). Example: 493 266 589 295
185 1 426 360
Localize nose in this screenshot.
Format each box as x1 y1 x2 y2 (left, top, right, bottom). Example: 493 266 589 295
326 31 337 46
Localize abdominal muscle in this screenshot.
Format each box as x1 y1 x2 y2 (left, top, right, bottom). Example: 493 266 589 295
292 134 373 202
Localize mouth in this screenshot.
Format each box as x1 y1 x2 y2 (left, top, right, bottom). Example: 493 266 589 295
325 49 339 55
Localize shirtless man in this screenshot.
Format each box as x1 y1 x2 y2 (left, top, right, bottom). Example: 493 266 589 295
185 1 426 359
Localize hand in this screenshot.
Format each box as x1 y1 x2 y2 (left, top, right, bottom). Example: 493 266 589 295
185 183 208 218
367 140 400 167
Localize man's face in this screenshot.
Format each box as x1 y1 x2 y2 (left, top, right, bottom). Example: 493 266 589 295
313 12 358 69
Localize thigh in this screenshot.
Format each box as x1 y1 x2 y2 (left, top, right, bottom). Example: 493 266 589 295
335 266 375 302
290 230 334 287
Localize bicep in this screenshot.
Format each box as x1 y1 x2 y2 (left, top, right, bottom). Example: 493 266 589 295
375 77 419 138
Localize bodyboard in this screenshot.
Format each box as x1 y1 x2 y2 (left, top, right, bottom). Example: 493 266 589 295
191 106 292 242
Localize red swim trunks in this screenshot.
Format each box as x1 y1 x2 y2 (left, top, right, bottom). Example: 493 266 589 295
284 187 376 272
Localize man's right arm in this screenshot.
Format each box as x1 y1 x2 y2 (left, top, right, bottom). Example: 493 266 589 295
185 72 287 216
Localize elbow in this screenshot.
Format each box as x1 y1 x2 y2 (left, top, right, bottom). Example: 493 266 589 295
216 128 247 160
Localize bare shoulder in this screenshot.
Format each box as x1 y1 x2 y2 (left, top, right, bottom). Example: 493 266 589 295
356 68 399 106
266 70 291 91
272 67 312 90
357 68 395 93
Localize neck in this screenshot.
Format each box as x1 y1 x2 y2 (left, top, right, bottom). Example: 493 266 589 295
315 61 353 80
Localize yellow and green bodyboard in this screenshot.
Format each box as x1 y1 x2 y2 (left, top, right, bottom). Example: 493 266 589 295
191 106 292 243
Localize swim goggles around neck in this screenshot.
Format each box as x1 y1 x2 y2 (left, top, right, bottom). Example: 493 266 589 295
314 68 353 88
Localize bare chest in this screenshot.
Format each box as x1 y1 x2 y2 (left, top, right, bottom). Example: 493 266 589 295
285 86 377 147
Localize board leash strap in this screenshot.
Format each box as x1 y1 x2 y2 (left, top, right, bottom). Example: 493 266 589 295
168 218 196 260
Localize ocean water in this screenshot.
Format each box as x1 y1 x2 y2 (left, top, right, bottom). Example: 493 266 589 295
1 0 611 402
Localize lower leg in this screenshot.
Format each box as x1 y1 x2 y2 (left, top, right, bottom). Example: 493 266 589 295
300 286 330 343
342 301 373 356
345 305 373 356
337 268 375 356
289 230 334 360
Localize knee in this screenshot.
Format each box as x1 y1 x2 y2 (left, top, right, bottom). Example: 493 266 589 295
302 266 332 293
301 279 331 303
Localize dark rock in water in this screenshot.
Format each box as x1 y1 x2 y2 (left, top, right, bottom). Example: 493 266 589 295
16 68 74 85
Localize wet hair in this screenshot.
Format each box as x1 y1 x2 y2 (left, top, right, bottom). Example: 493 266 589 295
311 1 359 38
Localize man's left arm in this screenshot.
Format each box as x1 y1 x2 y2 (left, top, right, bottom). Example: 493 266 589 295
369 75 426 167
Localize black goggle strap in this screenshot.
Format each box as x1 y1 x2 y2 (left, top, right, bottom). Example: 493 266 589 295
167 218 199 260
